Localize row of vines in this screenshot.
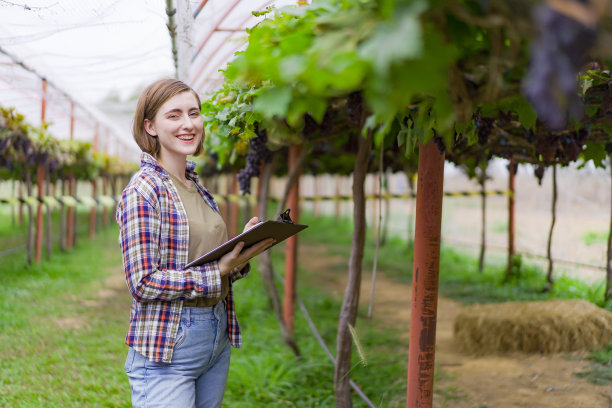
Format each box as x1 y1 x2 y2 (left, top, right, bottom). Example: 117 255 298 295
189 0 612 407
0 106 137 264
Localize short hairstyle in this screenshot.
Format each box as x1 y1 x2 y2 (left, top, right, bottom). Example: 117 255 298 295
132 78 204 157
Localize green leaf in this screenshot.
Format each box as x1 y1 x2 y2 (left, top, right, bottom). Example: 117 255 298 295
581 141 607 168
358 5 425 74
253 87 292 118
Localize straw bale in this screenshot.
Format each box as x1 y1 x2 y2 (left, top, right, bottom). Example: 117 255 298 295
453 299 612 355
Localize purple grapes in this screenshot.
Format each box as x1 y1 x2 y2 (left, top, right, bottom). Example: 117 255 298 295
237 129 273 195
522 3 597 130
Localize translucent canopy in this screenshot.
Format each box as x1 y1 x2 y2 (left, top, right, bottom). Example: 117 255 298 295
185 0 300 96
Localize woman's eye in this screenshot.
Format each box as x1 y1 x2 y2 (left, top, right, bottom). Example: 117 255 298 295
189 112 200 117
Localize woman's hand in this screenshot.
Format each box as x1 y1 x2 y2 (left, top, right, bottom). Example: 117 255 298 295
242 216 260 233
218 238 275 276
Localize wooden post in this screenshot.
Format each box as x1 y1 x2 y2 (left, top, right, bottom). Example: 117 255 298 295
406 141 445 408
283 145 302 333
89 179 97 238
35 165 45 263
507 160 516 276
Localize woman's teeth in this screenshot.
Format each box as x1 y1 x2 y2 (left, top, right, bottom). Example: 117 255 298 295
177 135 193 140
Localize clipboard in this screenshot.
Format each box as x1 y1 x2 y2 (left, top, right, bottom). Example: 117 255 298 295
186 210 308 268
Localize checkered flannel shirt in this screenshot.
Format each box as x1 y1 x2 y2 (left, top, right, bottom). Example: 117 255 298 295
116 152 249 363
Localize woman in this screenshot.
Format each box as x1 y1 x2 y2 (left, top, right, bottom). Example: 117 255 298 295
116 78 274 408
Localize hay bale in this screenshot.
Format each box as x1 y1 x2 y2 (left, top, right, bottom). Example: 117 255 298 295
454 299 612 355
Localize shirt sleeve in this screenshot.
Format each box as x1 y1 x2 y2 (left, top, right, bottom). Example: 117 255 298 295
118 184 222 302
229 262 250 283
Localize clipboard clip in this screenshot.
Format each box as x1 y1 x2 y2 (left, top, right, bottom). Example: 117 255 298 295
277 208 294 224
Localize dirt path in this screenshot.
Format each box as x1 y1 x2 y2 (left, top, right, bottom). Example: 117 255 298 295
299 244 612 408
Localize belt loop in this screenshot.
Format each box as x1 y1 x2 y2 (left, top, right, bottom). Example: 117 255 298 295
185 306 191 326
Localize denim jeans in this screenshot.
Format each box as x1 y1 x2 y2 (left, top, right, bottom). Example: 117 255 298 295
124 300 231 408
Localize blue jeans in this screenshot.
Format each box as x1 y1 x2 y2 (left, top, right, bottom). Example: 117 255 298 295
124 301 231 408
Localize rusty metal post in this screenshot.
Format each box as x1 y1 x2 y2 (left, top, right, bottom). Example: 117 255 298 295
406 141 445 408
89 179 97 239
283 145 302 333
507 160 516 275
67 174 75 249
70 101 75 141
35 165 45 263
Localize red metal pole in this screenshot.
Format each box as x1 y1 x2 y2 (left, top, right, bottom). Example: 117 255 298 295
89 179 96 238
35 79 47 263
35 165 45 263
93 123 99 154
70 101 75 141
507 160 516 274
406 141 445 408
283 145 302 333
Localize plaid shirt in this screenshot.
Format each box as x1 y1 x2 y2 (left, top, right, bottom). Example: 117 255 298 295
116 152 249 363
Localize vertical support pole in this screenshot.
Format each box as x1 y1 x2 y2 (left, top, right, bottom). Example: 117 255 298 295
70 101 75 141
406 141 444 408
103 175 109 227
230 173 239 237
89 179 97 238
313 175 319 216
67 174 75 249
507 160 516 275
93 123 99 154
283 145 302 333
335 175 341 220
35 78 47 264
35 165 45 263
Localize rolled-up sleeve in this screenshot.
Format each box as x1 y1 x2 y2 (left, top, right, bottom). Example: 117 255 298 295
118 184 222 302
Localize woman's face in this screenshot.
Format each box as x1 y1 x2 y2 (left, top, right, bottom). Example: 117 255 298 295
144 91 203 162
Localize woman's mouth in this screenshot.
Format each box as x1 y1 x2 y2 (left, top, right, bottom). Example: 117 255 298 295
176 134 194 142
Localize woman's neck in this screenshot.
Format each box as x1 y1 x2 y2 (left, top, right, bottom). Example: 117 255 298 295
157 153 188 185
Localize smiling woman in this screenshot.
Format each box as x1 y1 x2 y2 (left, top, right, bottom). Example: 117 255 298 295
116 78 275 408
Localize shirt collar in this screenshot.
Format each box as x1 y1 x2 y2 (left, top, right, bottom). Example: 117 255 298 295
140 152 199 182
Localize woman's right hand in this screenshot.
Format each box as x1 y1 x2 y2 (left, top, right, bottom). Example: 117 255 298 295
217 238 275 276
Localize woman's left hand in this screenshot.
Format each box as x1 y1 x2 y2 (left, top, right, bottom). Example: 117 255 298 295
233 217 262 271
242 217 260 233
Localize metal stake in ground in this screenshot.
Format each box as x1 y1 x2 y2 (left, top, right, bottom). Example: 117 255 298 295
406 140 445 408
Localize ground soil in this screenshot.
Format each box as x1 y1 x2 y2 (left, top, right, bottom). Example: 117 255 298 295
299 244 612 408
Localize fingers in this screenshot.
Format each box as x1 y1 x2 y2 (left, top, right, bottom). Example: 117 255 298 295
243 217 259 232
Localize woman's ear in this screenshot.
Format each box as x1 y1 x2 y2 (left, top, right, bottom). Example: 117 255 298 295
143 119 157 137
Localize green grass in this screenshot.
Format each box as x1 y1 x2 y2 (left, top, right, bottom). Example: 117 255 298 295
0 217 408 407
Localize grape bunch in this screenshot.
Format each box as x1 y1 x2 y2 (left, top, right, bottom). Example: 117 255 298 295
522 3 597 130
237 129 273 195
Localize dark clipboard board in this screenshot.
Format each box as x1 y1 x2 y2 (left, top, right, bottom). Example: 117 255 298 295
186 219 308 268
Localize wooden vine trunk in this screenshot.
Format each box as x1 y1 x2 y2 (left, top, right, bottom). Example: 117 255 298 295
606 155 612 301
478 172 486 272
545 165 557 289
506 160 516 280
256 161 300 357
334 131 372 408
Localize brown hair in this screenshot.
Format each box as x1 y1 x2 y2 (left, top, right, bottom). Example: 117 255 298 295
132 78 204 157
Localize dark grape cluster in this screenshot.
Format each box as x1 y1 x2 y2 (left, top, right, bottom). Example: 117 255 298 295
432 132 445 155
522 3 597 130
534 165 545 185
237 129 273 195
347 91 363 126
475 117 494 146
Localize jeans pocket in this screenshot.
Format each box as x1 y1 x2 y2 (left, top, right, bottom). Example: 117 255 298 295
173 324 187 349
124 347 136 373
